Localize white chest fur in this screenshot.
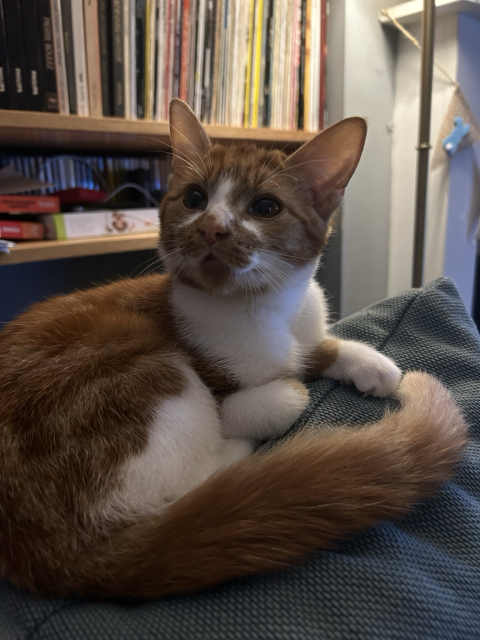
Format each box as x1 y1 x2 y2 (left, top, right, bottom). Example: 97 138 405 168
170 264 329 387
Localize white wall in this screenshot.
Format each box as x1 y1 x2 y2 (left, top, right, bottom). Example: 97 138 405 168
388 15 459 296
339 0 399 317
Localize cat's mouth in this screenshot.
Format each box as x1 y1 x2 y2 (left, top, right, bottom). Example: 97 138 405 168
203 253 221 264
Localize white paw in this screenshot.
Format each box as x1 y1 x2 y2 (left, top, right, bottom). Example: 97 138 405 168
221 379 310 439
323 341 402 398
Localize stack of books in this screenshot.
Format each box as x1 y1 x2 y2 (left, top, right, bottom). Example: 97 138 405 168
0 153 167 243
0 0 325 131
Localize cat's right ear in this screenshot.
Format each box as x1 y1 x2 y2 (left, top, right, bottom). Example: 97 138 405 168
169 99 211 176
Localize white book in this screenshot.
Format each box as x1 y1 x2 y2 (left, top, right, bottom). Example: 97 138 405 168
236 0 250 128
71 1 89 116
49 0 70 114
83 0 103 117
44 209 160 240
194 0 206 118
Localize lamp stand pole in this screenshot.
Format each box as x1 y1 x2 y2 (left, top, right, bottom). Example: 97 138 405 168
412 0 436 288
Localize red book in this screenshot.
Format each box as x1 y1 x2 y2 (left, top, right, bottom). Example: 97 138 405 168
0 220 45 240
0 195 60 214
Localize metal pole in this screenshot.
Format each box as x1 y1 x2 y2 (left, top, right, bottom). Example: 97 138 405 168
412 0 436 288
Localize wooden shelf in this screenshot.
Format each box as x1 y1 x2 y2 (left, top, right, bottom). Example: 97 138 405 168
0 111 313 153
379 0 480 25
0 232 159 265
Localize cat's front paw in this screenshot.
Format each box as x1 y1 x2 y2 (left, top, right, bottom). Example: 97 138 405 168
323 340 402 398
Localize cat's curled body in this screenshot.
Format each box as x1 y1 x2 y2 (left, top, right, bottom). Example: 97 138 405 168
0 101 467 598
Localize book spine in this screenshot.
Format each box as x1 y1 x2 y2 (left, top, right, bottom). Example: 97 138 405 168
151 0 159 119
59 0 76 113
173 0 182 100
251 0 263 128
97 0 112 116
2 0 29 110
144 0 152 120
50 0 69 114
83 0 103 117
36 0 59 112
209 0 221 123
297 0 305 129
155 0 165 121
129 0 136 118
193 0 205 118
187 0 197 110
135 0 146 119
319 0 326 130
19 0 44 111
71 1 89 115
111 0 125 117
201 0 213 122
243 0 255 127
123 0 131 118
304 0 311 131
179 0 190 102
0 220 45 240
0 0 12 109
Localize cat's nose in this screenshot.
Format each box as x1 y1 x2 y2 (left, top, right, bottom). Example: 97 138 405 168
198 218 229 246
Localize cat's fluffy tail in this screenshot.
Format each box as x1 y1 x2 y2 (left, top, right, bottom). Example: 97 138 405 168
78 371 467 598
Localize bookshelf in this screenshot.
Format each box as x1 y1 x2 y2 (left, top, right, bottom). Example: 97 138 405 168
0 232 159 265
0 111 314 153
0 111 313 265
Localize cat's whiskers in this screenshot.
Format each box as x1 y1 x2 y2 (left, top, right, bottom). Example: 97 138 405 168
128 253 162 279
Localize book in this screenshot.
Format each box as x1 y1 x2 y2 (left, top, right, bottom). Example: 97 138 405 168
83 0 103 117
19 0 44 112
2 0 29 111
50 0 70 114
111 0 125 117
43 208 159 240
0 219 45 240
71 1 89 116
60 0 77 114
97 0 112 116
135 0 146 119
144 0 156 120
123 0 130 119
36 0 59 112
0 1 12 110
0 195 60 214
128 0 136 118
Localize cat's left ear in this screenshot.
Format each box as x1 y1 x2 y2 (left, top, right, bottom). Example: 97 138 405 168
169 99 211 175
285 117 367 220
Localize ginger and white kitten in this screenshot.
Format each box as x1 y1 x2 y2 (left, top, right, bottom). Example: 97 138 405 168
0 100 466 599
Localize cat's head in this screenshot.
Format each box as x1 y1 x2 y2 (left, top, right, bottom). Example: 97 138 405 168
159 99 366 295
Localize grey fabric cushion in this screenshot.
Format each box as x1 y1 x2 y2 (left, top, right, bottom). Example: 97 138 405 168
1 276 479 640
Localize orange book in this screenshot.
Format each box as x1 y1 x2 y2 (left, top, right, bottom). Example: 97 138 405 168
0 220 45 240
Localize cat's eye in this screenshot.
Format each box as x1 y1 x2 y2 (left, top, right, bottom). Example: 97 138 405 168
248 198 282 219
183 188 207 210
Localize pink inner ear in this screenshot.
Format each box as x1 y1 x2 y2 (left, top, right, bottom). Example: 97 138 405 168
169 99 211 174
285 117 367 220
